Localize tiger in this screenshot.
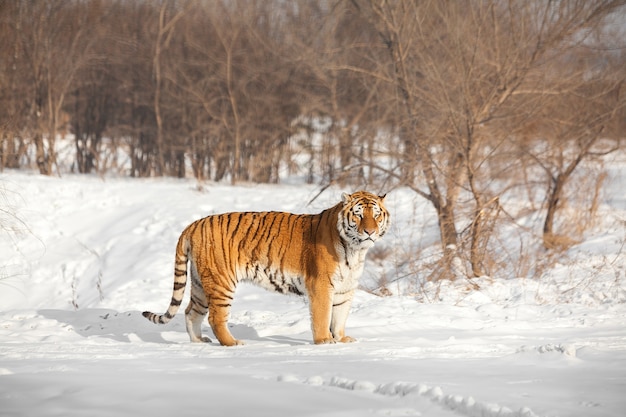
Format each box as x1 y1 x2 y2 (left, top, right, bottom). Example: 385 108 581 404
142 190 389 346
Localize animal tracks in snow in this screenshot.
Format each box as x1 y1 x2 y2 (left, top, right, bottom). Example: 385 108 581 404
277 374 540 417
516 343 578 357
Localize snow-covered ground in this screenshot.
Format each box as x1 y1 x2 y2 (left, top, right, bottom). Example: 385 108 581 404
1 164 625 417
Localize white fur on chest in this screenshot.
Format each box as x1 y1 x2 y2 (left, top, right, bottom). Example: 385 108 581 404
332 244 368 295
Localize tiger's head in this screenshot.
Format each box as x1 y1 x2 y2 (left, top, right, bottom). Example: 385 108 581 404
339 191 389 249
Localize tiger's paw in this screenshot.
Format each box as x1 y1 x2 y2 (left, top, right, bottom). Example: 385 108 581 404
222 339 245 347
314 337 337 345
338 336 356 343
190 336 212 343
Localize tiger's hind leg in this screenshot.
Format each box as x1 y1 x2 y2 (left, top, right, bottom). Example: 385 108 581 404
205 276 242 346
207 304 243 346
184 268 211 343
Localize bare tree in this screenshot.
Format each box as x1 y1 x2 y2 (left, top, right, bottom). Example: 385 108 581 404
350 0 625 278
516 59 625 249
11 1 99 174
0 2 29 170
1 0 623 272
152 2 187 176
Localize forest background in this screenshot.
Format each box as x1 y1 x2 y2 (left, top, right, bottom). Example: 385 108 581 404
1 0 625 281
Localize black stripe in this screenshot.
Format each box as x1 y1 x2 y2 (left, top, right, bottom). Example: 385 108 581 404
188 217 204 241
243 214 265 260
261 214 285 258
191 306 205 315
288 284 303 296
173 282 186 290
261 214 280 244
204 216 216 253
213 288 233 301
231 213 249 267
170 297 182 306
267 272 283 293
229 212 245 238
224 212 233 235
190 294 208 310
223 270 238 290
219 216 231 273
277 215 297 270
247 213 264 244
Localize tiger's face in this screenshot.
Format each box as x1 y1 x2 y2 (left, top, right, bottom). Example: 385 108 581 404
339 191 389 248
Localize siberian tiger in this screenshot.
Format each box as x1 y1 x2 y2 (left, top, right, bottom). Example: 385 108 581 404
143 191 389 346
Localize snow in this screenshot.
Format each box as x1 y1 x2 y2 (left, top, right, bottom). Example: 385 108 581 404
1 167 626 417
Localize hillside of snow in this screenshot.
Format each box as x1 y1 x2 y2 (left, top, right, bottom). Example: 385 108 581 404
1 162 625 416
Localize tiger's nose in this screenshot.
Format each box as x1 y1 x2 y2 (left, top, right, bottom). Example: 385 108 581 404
364 227 377 236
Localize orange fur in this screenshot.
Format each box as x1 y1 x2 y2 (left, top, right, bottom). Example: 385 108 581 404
143 191 389 346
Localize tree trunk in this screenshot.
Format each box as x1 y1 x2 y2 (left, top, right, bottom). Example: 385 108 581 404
34 133 51 175
543 174 566 249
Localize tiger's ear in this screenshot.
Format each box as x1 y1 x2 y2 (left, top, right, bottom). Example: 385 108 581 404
341 192 352 205
379 193 387 201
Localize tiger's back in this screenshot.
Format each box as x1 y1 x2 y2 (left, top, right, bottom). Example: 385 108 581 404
143 191 389 346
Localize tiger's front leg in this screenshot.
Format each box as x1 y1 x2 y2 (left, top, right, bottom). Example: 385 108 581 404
330 290 356 343
307 281 335 344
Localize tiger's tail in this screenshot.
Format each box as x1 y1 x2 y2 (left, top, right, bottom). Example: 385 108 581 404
142 233 189 324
